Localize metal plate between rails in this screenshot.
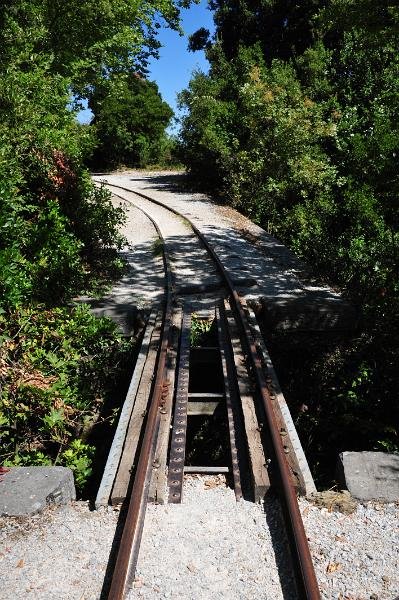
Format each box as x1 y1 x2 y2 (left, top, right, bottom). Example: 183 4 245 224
167 311 191 503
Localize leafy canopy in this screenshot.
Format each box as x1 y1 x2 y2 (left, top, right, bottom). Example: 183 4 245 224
90 73 174 168
179 0 399 477
0 0 186 487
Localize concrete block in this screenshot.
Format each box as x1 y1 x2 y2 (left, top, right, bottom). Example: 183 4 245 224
260 290 357 332
0 467 76 517
337 451 399 502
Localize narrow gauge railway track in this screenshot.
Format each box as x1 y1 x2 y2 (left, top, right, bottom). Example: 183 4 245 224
96 180 321 600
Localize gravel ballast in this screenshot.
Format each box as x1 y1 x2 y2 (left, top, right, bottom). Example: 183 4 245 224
300 498 399 599
0 502 119 599
1 482 398 599
95 171 355 331
78 196 164 333
113 188 223 301
130 476 298 600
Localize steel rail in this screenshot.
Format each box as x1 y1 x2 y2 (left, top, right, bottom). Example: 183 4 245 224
185 232 321 600
106 194 173 600
99 180 321 599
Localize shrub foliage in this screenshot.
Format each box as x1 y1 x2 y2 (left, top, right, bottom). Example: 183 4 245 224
89 74 174 169
0 0 183 489
180 0 399 478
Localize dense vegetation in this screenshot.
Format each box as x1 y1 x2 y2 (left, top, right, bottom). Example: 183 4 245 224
0 0 183 489
89 73 174 169
180 0 399 481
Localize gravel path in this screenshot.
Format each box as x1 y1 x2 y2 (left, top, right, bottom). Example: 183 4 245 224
95 171 340 305
1 486 398 599
0 502 119 600
79 193 164 333
108 188 223 307
130 476 298 600
300 498 399 600
116 198 164 308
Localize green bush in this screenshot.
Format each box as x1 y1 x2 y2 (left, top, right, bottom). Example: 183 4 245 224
180 0 399 477
0 49 125 309
0 305 133 490
0 1 152 490
89 73 174 169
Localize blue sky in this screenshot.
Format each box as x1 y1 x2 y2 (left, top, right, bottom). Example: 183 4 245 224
77 0 214 131
149 0 214 131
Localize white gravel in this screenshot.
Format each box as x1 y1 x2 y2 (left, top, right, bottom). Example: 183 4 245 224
0 502 119 600
112 188 222 297
1 485 398 599
96 171 339 304
103 193 164 308
116 198 164 308
300 498 399 600
78 192 165 333
130 476 298 600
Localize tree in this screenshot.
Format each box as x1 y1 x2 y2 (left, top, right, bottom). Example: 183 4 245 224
90 74 174 168
205 0 326 61
181 0 399 309
0 0 184 93
179 0 399 477
0 0 186 484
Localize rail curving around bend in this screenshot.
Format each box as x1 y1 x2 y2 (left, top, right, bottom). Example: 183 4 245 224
106 199 172 600
97 179 321 600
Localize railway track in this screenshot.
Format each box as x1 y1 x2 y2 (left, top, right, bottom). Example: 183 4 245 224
94 179 321 600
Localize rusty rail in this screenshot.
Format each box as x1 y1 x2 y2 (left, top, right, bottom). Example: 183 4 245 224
100 180 320 599
107 202 173 600
189 228 321 600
